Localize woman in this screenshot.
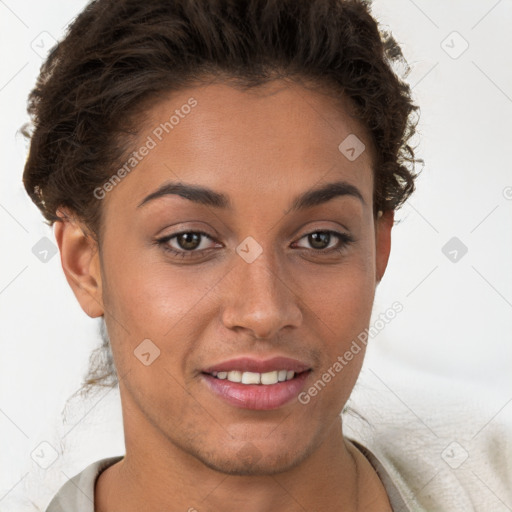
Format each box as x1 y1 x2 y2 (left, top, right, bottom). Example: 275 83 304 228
23 0 425 510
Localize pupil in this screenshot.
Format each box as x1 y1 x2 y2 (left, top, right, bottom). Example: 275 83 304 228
179 233 200 250
310 232 329 249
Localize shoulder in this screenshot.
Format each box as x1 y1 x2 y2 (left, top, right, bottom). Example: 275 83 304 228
44 455 124 512
346 413 512 512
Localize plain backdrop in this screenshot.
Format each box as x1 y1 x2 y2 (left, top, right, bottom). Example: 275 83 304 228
1 1 511 510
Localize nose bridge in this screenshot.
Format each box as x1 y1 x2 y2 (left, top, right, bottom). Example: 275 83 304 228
241 246 281 301
221 238 302 338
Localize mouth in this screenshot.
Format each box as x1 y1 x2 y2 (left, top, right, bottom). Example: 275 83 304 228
200 357 313 410
204 369 305 385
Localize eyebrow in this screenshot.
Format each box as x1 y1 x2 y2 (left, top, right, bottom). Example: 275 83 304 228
137 179 365 211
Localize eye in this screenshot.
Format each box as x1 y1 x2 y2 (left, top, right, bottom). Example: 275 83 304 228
155 229 355 260
294 230 355 254
155 231 218 259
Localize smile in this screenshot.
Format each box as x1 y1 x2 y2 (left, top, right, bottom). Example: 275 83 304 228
201 369 312 410
209 369 297 385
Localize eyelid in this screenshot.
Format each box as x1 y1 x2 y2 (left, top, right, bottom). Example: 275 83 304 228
293 229 355 250
158 230 217 248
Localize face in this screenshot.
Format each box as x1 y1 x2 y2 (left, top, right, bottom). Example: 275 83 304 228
57 79 393 476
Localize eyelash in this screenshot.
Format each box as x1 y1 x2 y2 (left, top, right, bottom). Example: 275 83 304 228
154 230 355 260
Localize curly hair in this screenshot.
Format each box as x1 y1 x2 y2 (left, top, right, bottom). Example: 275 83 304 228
22 0 422 397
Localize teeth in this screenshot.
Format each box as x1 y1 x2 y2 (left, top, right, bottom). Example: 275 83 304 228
227 370 242 382
260 371 278 385
241 371 260 384
212 370 296 385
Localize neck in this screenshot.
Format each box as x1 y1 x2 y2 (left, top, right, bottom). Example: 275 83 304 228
95 413 361 512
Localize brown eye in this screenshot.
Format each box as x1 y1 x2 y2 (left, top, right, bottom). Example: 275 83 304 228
295 230 354 253
308 232 332 250
156 231 217 259
176 232 202 250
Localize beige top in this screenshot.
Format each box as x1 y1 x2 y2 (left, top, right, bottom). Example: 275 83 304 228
44 438 413 511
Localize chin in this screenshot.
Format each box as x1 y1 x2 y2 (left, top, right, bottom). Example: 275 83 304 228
193 441 313 477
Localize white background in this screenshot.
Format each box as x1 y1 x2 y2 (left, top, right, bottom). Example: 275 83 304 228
1 1 511 510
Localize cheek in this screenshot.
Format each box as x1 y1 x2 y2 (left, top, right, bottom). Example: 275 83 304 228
308 269 374 380
103 245 217 333
100 246 229 389
298 270 373 414
300 241 376 397
305 241 376 334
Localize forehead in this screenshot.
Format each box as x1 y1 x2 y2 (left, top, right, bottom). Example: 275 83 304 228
102 80 374 217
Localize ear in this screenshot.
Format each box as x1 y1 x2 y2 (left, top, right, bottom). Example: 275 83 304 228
53 208 104 318
375 210 394 285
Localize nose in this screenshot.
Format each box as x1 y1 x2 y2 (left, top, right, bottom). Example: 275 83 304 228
221 247 303 340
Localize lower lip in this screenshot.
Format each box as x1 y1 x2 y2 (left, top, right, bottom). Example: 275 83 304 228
201 371 311 410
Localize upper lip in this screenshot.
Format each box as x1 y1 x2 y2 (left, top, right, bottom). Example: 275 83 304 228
202 356 312 374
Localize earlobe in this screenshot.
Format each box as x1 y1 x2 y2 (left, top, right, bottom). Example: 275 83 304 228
53 208 104 318
375 209 394 285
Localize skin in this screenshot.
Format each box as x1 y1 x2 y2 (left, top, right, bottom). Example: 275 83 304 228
54 78 395 511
